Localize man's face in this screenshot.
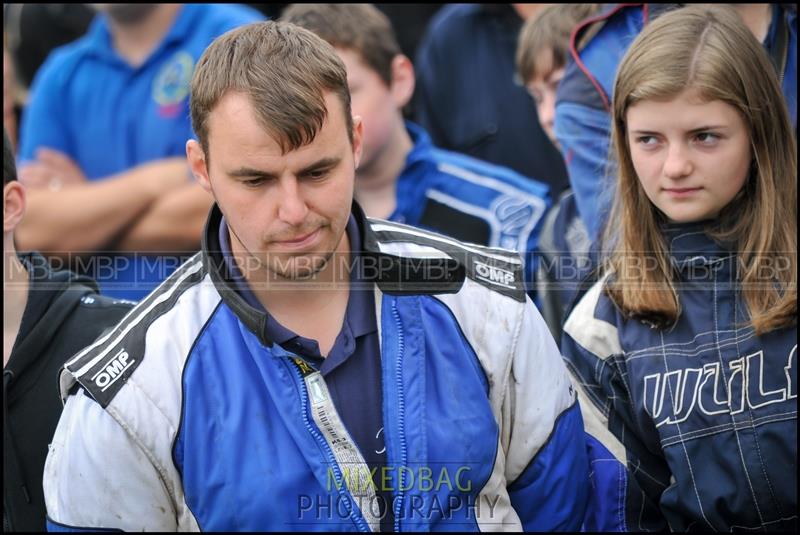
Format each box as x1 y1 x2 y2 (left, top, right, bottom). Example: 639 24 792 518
626 87 751 223
191 91 362 281
337 48 401 175
525 50 564 148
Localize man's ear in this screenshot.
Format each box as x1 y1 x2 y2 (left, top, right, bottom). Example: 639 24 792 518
3 181 26 234
389 54 415 109
186 139 212 194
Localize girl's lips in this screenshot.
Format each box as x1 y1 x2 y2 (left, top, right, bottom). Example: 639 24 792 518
664 187 702 197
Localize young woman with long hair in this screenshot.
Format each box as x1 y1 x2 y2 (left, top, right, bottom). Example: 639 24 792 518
562 5 797 531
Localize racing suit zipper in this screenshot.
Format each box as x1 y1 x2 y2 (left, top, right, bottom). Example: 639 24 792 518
391 301 408 533
288 359 372 532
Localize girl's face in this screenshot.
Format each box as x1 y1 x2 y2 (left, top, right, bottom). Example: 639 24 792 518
626 87 752 223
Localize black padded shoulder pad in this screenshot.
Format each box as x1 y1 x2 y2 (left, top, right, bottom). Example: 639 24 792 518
367 219 526 302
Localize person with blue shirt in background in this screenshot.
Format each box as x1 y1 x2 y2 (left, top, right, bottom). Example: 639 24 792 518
282 4 552 297
554 3 796 242
42 20 588 531
16 4 263 301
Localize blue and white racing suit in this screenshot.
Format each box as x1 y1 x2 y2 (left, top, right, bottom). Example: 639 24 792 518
562 224 798 531
44 202 589 531
394 122 551 296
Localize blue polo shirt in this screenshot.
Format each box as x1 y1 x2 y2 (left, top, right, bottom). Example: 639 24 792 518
219 214 394 529
18 4 264 300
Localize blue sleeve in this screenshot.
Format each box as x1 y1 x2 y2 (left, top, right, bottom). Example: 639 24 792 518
559 330 631 532
553 101 616 242
582 433 628 532
507 402 589 532
18 50 75 164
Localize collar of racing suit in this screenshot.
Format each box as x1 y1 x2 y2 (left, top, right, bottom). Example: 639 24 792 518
660 220 737 273
200 200 466 348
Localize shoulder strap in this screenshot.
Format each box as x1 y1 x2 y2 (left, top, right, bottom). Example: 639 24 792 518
368 219 526 302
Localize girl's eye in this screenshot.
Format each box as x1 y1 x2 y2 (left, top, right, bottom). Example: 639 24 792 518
695 132 720 144
637 135 659 146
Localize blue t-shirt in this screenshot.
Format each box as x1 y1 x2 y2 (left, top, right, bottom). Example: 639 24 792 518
218 214 394 530
18 4 264 300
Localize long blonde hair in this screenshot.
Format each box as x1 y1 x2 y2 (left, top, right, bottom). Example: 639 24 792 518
604 5 797 334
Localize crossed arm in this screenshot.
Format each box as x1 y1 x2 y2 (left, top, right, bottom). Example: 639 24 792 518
16 151 212 257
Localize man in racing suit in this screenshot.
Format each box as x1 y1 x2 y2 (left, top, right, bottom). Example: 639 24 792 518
42 20 589 531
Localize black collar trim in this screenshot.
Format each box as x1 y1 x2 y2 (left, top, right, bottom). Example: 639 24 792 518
201 201 471 345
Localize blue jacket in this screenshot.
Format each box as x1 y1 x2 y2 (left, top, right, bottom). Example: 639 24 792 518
555 4 798 240
43 202 589 531
394 123 551 295
413 4 569 193
561 224 797 531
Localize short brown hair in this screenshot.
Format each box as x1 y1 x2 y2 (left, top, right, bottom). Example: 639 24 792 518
190 20 353 158
516 4 599 84
281 4 401 87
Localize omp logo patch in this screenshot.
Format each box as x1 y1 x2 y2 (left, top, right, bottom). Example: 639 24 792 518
91 348 135 392
473 260 515 289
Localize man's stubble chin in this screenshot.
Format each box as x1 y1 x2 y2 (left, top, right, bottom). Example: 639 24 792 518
265 250 336 281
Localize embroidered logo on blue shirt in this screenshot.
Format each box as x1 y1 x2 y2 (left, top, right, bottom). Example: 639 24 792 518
153 51 194 118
